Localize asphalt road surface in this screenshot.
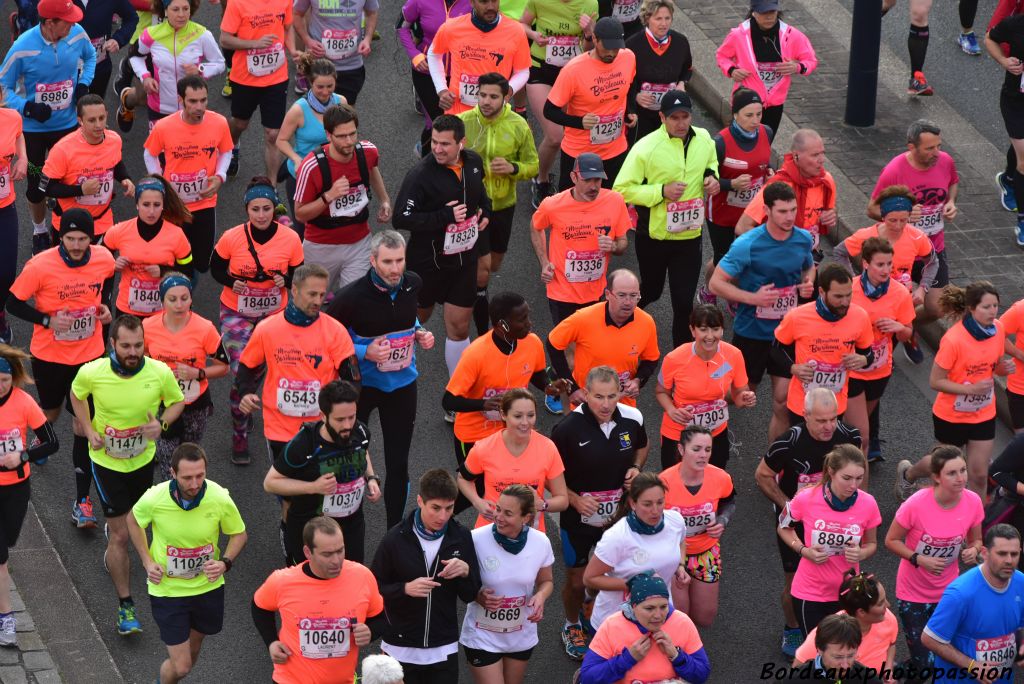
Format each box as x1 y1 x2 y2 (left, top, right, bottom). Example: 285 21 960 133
1 2 1017 682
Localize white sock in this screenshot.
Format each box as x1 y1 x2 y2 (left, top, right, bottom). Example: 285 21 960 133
565 620 580 629
445 337 471 377
32 221 47 235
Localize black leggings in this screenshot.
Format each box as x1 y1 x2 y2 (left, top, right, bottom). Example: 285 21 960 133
357 381 417 529
182 207 217 273
89 59 113 99
412 68 443 149
0 203 17 310
400 651 459 684
959 0 978 28
335 66 367 106
761 105 784 136
794 597 840 638
0 479 30 565
635 229 703 348
453 435 482 515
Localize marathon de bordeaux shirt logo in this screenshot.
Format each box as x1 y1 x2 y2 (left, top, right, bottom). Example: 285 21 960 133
808 337 855 355
589 72 628 99
458 45 505 66
272 346 324 368
170 143 218 163
247 12 286 30
57 281 102 301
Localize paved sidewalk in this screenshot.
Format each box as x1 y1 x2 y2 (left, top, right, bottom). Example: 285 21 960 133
1 583 61 684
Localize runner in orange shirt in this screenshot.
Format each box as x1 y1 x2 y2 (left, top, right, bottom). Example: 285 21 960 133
143 274 229 480
547 269 660 411
898 281 1013 499
999 296 1024 433
655 304 755 470
456 388 568 531
252 516 386 684
220 0 296 179
103 176 193 318
40 94 134 242
212 177 305 465
237 264 358 463
843 238 915 462
0 105 26 345
545 16 637 189
530 153 629 329
144 75 235 273
659 425 735 628
426 0 531 115
5 209 115 528
773 263 875 424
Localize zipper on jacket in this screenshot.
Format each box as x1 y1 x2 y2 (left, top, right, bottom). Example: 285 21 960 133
422 547 440 647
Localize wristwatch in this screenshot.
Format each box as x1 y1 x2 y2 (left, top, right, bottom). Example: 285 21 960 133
41 315 51 329
366 474 381 485
909 552 920 568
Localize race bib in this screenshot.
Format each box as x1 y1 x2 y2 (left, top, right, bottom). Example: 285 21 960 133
165 543 214 579
481 387 510 422
328 185 369 218
811 525 862 556
726 177 763 208
564 249 606 283
677 503 716 536
77 170 114 206
91 35 107 63
103 425 146 459
476 596 527 633
376 329 415 372
755 285 797 320
459 73 481 106
797 472 823 487
442 215 479 255
897 270 914 292
862 337 890 372
276 379 321 418
611 0 640 22
914 205 945 237
687 399 728 432
128 277 163 314
975 634 1016 669
0 165 10 200
545 35 580 67
169 170 207 204
804 361 847 394
757 61 784 92
323 477 365 518
237 286 282 317
666 198 704 233
581 489 621 527
298 617 352 659
0 428 24 455
639 82 671 110
322 28 358 60
915 533 962 561
177 377 201 404
589 113 623 145
35 79 73 111
246 43 284 77
954 388 993 413
53 306 97 342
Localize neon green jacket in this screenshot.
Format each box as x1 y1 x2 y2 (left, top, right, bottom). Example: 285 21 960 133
613 124 718 241
458 104 539 211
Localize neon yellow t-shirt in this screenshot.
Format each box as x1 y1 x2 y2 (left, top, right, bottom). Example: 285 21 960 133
71 356 184 472
131 479 246 598
523 0 598 64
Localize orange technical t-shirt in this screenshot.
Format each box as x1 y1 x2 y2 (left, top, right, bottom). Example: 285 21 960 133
774 301 874 415
657 341 747 439
143 312 222 405
42 129 124 234
659 463 734 555
430 14 531 114
547 302 660 407
0 388 47 485
238 312 355 442
0 109 23 209
850 277 916 382
9 246 116 365
144 111 234 211
932 319 1006 424
532 188 631 304
589 609 704 684
1000 300 1024 395
214 223 304 316
463 429 565 532
221 0 292 87
547 48 636 159
252 560 384 684
103 219 192 316
843 224 933 292
795 609 898 673
446 331 547 444
742 172 836 248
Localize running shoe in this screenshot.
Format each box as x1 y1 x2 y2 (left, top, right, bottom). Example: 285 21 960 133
0 317 12 345
545 394 564 415
221 71 232 98
958 31 982 55
531 179 551 210
72 496 97 529
562 623 588 660
579 602 595 637
231 448 251 466
115 87 134 133
227 148 239 178
895 459 917 502
0 613 15 647
998 172 1017 212
443 409 456 424
116 604 142 635
294 75 309 95
902 337 924 364
31 232 51 255
1016 215 1024 248
781 626 802 657
867 436 883 463
697 284 718 306
908 71 933 96
413 141 423 161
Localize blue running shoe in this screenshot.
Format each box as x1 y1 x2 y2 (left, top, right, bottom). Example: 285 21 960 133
117 604 142 635
958 31 982 55
997 172 1017 212
545 394 563 415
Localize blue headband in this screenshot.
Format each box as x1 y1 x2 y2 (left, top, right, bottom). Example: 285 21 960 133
879 195 914 216
626 571 669 606
159 274 193 300
135 179 166 201
244 184 279 207
0 358 11 375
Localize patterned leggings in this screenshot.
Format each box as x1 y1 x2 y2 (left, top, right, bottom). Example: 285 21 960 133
897 598 938 684
155 402 213 481
219 304 264 453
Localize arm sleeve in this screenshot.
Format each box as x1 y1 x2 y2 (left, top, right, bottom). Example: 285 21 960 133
672 645 711 684
25 420 58 463
215 151 233 181
543 99 585 129
40 175 83 198
991 437 1024 492
5 295 46 326
919 249 939 288
250 599 279 647
716 493 737 527
509 67 529 94
426 44 448 93
208 252 235 288
441 390 485 413
143 149 163 175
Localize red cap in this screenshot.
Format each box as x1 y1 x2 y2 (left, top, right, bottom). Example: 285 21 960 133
37 0 83 22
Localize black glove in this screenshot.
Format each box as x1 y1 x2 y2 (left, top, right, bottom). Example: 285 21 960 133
23 101 52 122
73 83 89 102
